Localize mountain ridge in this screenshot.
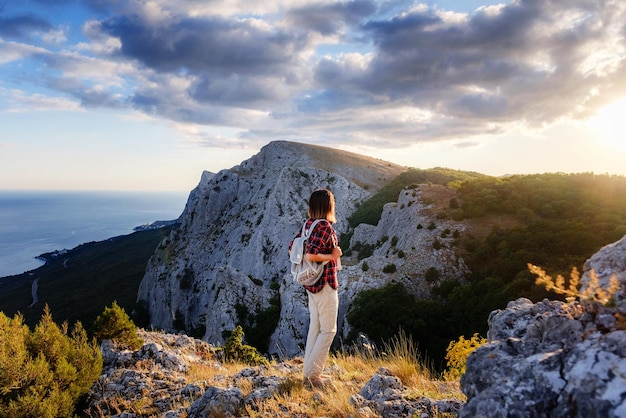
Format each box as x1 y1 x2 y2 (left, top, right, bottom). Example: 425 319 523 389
136 140 460 356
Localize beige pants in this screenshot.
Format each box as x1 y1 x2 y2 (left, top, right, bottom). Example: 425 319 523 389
303 284 338 379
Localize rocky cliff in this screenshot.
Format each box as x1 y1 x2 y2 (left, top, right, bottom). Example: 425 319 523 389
136 141 470 356
460 235 626 417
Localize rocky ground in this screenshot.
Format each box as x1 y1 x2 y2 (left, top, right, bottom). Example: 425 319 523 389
84 330 463 417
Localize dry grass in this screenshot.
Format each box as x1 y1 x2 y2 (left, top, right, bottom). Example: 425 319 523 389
181 331 464 417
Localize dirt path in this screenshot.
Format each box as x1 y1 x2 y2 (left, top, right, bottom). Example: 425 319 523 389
29 278 39 307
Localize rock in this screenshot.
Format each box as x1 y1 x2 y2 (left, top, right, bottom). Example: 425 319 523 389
351 368 463 418
460 235 626 418
188 386 244 417
86 330 221 417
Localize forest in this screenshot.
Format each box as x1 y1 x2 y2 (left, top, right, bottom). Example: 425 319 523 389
346 171 626 368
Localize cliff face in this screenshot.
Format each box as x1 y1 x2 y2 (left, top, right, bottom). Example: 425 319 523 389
137 141 469 356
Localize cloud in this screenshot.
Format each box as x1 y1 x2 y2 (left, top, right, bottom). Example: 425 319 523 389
3 0 626 149
0 86 80 112
96 14 308 75
296 0 626 145
285 0 376 35
0 12 53 40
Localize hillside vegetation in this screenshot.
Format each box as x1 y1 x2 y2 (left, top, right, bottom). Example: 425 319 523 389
0 227 175 328
346 171 626 367
348 167 486 227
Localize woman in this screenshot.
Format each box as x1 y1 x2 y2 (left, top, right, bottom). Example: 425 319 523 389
290 189 342 389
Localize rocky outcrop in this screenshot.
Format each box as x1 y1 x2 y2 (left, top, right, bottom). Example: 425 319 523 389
86 329 462 417
350 367 463 417
87 330 221 417
339 184 469 339
459 235 626 418
136 141 469 357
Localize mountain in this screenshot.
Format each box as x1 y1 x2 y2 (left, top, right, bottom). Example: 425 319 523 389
136 140 470 356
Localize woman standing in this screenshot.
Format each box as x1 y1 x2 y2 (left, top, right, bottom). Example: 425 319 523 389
290 189 342 389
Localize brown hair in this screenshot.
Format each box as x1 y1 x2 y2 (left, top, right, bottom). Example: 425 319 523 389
308 189 336 223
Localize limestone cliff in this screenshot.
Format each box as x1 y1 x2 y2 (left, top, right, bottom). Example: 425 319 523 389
137 141 469 356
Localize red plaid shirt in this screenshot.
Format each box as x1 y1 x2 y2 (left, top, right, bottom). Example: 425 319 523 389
289 218 339 293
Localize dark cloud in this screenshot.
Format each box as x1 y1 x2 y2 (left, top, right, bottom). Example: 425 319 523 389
91 12 312 110
285 0 376 35
98 15 306 75
304 0 626 133
190 73 287 107
0 13 52 39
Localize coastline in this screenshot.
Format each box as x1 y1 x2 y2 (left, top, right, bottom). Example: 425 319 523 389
0 190 188 278
0 219 179 283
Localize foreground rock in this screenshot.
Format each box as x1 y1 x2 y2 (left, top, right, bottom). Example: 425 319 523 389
460 235 626 417
86 330 461 417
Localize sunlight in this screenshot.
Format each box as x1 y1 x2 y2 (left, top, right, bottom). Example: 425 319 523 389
586 98 626 150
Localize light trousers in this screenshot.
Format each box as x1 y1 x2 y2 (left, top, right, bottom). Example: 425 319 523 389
303 284 338 379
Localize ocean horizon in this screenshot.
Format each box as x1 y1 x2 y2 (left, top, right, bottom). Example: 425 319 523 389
0 190 188 278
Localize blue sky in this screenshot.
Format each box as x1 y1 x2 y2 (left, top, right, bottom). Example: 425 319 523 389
1 0 625 191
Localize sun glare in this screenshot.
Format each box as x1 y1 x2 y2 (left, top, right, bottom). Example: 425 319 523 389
587 99 626 150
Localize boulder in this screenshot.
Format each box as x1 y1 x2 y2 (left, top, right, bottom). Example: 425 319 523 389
460 235 626 417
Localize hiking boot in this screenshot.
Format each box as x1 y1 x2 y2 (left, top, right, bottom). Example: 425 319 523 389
305 376 332 390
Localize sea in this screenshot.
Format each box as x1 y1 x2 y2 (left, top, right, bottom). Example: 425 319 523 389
0 190 189 278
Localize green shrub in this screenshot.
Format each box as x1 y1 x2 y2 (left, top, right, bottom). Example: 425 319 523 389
223 326 269 366
383 264 397 273
91 301 143 350
0 306 102 417
425 267 440 283
362 261 369 271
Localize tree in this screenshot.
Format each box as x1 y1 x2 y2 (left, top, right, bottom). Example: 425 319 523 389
91 301 143 350
223 326 269 366
0 306 102 417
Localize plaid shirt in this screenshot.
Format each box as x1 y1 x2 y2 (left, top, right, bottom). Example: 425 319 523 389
289 218 339 293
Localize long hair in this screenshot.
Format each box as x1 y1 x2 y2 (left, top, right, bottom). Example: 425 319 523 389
308 189 336 223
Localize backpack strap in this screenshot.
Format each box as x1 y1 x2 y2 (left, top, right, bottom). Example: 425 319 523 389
302 219 323 239
301 219 330 266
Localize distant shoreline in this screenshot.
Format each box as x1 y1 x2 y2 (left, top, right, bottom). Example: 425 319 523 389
0 190 187 278
0 220 179 282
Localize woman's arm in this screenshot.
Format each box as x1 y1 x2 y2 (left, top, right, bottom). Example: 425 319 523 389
305 247 342 263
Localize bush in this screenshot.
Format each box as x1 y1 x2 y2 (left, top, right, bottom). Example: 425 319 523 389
91 301 143 350
383 264 397 273
223 326 269 366
0 306 102 417
425 267 440 283
444 333 486 380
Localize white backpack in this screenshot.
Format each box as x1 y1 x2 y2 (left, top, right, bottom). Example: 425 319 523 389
290 219 328 286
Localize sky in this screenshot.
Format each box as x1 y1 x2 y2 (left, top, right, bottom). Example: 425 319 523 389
1 0 625 191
